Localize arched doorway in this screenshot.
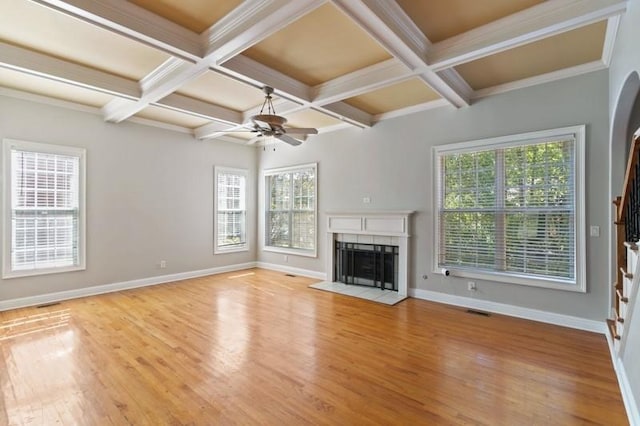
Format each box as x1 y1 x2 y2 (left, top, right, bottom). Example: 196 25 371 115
610 71 640 315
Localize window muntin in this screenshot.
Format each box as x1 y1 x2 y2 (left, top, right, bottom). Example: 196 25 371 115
3 139 85 278
264 163 317 256
215 167 247 253
434 126 585 291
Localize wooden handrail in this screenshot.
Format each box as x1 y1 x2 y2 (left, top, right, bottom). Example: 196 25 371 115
618 136 640 222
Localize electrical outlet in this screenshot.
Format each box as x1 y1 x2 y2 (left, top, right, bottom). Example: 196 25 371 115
363 196 371 204
467 281 477 291
590 225 600 237
284 255 288 262
159 260 166 269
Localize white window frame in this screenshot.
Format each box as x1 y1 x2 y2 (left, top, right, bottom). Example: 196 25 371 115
263 163 317 258
432 125 586 292
2 139 86 279
214 166 248 254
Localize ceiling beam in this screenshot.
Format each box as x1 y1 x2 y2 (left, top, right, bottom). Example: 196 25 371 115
428 0 627 71
0 42 243 126
219 55 374 128
202 0 327 64
330 0 470 108
220 55 311 103
102 0 325 123
0 42 140 99
194 121 247 140
311 58 413 105
156 93 243 124
29 0 202 61
101 58 210 122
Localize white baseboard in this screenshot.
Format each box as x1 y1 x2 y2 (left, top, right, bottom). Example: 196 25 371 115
256 262 326 280
0 262 258 311
616 359 640 425
607 334 640 425
409 288 607 334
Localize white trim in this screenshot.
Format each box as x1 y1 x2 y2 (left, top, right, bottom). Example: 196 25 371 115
3 139 86 279
157 93 242 125
256 262 326 280
329 0 470 108
606 334 640 425
616 360 640 425
473 61 607 99
410 288 606 334
263 162 318 257
202 0 324 64
429 0 627 70
0 262 258 312
214 166 249 254
0 41 140 100
432 125 587 292
373 99 450 122
30 0 202 61
0 87 195 135
602 15 622 66
312 58 412 105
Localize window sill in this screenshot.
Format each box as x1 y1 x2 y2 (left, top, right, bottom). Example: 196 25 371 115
214 245 248 255
432 267 585 293
3 264 86 280
263 245 317 258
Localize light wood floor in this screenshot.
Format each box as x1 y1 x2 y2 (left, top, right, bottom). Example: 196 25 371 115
0 268 628 425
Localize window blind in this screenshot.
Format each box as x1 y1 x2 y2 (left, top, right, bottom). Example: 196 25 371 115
438 136 576 282
11 149 80 271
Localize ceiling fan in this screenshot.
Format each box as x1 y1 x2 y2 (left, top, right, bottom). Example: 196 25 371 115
229 86 318 146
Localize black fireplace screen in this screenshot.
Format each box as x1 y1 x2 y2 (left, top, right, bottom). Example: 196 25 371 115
335 241 399 291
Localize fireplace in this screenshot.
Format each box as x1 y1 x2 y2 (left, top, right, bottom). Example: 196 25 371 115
324 211 414 299
335 241 399 290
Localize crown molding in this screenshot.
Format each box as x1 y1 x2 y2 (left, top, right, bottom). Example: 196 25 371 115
429 0 627 70
0 87 194 135
473 60 607 99
373 98 450 122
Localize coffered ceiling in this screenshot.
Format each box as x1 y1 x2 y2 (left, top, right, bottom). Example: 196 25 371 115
0 0 627 144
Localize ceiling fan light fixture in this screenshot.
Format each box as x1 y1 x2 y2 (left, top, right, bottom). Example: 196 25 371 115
251 113 287 127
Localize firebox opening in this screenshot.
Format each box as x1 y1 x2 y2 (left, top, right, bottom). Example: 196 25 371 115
335 241 399 291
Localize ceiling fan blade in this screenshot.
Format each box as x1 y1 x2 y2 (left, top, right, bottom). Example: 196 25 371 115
276 134 303 146
283 127 318 135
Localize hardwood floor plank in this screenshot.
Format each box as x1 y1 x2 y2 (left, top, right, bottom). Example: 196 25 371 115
0 268 628 425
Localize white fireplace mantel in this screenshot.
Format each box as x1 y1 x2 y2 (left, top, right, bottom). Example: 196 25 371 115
325 211 414 298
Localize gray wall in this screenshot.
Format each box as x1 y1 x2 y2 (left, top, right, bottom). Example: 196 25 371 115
609 0 640 413
0 96 258 301
260 70 610 321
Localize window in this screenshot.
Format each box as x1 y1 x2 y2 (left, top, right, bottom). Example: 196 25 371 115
214 167 247 253
3 139 86 278
264 163 317 257
433 126 585 292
